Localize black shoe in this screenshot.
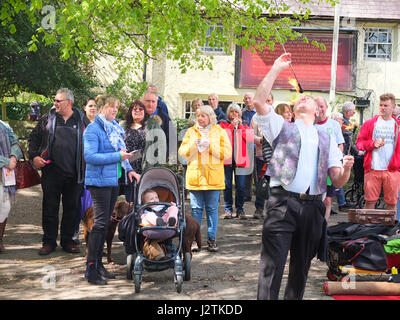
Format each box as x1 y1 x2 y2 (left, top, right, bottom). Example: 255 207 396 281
62 243 81 254
97 260 115 279
236 211 247 220
156 217 166 226
330 210 338 215
85 262 107 285
244 197 252 202
167 217 176 227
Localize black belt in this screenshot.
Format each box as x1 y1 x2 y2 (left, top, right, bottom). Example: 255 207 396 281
271 186 323 202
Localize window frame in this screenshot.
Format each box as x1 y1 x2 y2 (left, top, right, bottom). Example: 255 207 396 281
363 27 392 61
200 24 227 55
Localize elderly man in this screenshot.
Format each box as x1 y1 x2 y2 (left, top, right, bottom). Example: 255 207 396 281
341 101 363 156
241 92 256 203
142 90 176 163
29 88 86 255
146 84 170 117
208 93 227 123
356 93 400 211
253 53 354 300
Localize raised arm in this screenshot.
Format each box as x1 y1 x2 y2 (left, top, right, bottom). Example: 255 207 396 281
254 53 292 115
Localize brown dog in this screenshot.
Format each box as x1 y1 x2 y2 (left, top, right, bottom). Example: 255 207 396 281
182 214 202 259
83 201 131 264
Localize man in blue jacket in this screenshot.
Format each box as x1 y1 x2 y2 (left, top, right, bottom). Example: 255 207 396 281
142 90 176 164
208 93 227 123
147 84 170 117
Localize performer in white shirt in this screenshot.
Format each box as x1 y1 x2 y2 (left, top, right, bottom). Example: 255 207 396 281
253 52 354 300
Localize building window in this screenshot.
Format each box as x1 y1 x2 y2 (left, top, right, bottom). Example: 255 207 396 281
364 28 392 61
200 24 225 53
184 101 193 119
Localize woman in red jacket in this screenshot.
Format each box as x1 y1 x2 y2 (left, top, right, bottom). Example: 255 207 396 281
220 103 254 219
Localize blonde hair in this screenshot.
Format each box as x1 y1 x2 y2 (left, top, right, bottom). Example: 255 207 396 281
380 93 396 106
141 189 158 203
195 105 217 125
191 98 204 108
95 94 120 110
275 103 291 116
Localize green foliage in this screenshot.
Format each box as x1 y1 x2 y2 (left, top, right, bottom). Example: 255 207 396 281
1 0 337 77
0 7 99 106
2 102 30 120
105 71 148 119
1 102 53 120
173 118 190 133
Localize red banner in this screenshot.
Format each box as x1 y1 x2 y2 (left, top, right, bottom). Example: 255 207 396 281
238 32 354 91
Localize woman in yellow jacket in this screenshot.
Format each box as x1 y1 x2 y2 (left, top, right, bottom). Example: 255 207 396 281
179 105 232 252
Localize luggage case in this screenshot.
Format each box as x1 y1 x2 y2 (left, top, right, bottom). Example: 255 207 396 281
348 209 396 226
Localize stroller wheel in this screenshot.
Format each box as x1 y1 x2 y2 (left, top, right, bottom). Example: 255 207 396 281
126 253 136 280
175 274 183 293
134 274 141 293
183 252 191 281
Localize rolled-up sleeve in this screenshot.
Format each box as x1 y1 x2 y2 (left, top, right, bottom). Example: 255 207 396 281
328 136 343 168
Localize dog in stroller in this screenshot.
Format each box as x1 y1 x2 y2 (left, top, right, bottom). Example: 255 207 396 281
118 166 190 293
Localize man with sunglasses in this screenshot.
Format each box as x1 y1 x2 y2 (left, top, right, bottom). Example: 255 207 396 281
28 88 86 255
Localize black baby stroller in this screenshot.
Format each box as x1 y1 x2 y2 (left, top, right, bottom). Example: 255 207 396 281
118 166 189 293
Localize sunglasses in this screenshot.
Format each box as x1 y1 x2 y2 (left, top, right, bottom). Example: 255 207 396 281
54 99 68 103
133 106 144 111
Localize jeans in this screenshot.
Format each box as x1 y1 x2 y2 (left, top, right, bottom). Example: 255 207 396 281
87 186 119 262
189 190 221 240
336 187 346 206
223 165 246 214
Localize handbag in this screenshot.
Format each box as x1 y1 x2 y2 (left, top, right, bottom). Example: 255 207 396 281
80 185 93 219
16 145 41 189
256 175 270 200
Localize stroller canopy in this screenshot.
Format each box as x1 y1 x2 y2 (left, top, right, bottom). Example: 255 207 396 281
136 167 180 206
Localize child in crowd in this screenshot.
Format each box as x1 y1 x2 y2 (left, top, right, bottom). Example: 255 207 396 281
140 189 178 227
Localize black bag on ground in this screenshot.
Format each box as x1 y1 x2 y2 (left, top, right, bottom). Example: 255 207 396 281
328 235 388 271
327 222 400 271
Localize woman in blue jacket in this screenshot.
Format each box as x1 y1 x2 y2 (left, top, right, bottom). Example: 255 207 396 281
83 94 140 285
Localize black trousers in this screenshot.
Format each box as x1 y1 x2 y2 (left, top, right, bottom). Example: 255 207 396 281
257 188 325 300
41 165 82 248
86 186 119 262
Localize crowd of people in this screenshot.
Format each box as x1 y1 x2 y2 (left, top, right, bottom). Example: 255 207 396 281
1 55 400 298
